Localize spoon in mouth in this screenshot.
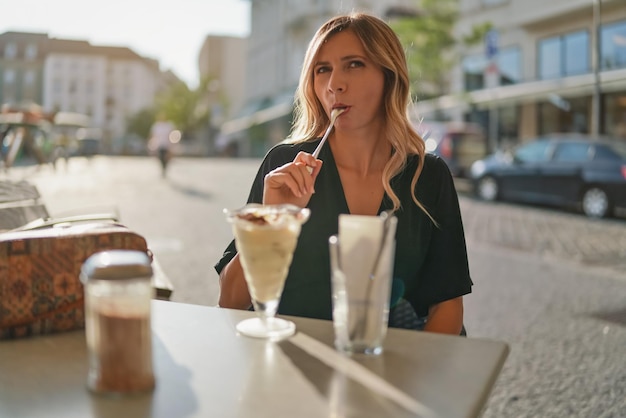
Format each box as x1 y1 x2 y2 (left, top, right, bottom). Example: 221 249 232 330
307 108 345 173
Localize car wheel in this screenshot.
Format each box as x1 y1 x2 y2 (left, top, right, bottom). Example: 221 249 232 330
476 176 498 201
581 186 610 218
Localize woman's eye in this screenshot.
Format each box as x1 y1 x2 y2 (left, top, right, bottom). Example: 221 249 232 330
315 66 330 74
348 60 365 69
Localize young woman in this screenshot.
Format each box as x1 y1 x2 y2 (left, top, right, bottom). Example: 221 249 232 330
215 12 472 335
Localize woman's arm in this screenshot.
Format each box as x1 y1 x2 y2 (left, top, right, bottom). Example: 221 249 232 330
218 254 252 310
424 297 464 335
218 146 321 309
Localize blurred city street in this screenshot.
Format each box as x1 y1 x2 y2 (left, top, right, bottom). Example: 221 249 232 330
5 155 626 418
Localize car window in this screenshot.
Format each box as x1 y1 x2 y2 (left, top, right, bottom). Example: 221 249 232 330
514 140 551 163
593 142 626 161
553 142 590 162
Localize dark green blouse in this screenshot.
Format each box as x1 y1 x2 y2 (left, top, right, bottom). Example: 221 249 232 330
215 139 473 319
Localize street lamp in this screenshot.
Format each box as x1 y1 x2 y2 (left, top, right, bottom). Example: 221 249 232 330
591 0 602 137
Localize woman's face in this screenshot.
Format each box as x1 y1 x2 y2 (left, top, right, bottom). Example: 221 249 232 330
312 29 385 133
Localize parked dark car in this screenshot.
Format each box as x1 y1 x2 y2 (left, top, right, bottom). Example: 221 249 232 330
415 121 488 177
470 134 626 218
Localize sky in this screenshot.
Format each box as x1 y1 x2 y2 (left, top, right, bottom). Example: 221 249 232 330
1 0 251 88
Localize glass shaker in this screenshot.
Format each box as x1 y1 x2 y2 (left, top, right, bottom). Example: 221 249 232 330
80 250 155 395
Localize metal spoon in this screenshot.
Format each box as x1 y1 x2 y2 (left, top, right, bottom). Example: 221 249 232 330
307 108 345 173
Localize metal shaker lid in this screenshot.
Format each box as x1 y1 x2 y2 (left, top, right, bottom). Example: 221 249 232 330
80 250 153 282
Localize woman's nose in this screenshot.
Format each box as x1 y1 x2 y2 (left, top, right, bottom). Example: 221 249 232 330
328 72 346 93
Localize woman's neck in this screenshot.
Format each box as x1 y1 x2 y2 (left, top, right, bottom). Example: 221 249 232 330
330 129 391 177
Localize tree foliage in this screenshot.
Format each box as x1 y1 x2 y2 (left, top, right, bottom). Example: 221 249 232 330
126 75 221 143
126 107 156 140
155 78 210 137
391 0 492 100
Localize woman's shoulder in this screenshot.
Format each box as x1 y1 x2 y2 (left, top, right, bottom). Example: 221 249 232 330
405 153 453 178
259 140 320 171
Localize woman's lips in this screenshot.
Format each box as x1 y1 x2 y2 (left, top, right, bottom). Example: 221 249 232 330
333 106 349 115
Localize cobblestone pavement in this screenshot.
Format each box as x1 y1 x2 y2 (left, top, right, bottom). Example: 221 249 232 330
5 156 626 417
460 197 626 280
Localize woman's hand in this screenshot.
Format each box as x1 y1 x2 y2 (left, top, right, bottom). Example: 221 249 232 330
263 151 322 207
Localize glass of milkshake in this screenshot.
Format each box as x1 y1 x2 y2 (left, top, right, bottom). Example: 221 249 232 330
225 203 310 339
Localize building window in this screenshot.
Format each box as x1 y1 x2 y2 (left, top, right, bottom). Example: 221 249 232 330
604 92 626 139
25 44 38 60
498 47 522 85
601 20 626 70
462 47 522 91
538 30 589 80
53 78 62 94
86 80 94 95
24 70 36 86
538 38 561 79
538 97 589 134
4 69 15 83
564 31 588 75
4 43 17 59
498 105 519 146
462 55 485 91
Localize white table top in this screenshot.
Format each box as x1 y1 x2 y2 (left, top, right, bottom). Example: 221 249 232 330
0 300 509 418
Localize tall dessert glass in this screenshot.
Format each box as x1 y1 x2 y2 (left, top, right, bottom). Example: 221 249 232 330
225 203 310 339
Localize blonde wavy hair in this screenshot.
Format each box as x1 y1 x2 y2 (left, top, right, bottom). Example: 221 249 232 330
286 12 432 221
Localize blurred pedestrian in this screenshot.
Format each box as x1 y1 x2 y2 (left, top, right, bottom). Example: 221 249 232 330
148 112 175 177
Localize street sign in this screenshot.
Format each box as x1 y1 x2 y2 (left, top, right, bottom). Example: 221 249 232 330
485 29 499 59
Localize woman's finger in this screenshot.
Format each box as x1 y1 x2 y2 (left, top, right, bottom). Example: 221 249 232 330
295 151 320 174
292 161 316 194
265 168 305 198
265 163 310 197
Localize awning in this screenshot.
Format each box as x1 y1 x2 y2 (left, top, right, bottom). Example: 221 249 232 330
221 101 293 136
413 67 626 115
53 112 91 127
0 111 91 128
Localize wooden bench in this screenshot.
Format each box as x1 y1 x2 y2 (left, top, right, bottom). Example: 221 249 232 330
151 255 174 301
0 180 175 301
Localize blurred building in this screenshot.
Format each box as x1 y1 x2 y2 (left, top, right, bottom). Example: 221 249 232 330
198 35 247 155
0 32 48 107
417 0 626 149
219 0 626 157
219 0 418 157
0 31 175 153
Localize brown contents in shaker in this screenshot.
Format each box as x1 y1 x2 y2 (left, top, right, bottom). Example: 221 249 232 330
90 310 155 394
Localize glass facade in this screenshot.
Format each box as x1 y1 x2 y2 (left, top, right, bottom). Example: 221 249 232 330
538 37 561 79
601 20 626 70
498 48 522 85
538 97 589 135
538 30 589 79
462 46 522 91
604 92 626 140
564 31 589 75
458 10 625 146
465 104 519 150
